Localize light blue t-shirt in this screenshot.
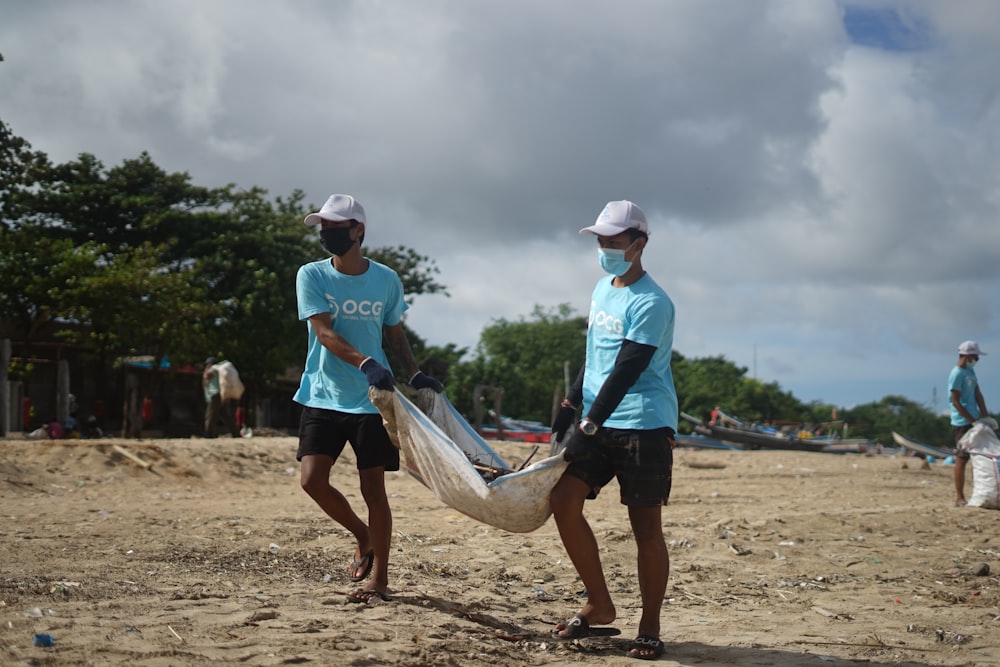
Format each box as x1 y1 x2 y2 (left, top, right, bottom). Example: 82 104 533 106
203 368 220 402
948 364 980 426
582 274 678 430
293 258 408 413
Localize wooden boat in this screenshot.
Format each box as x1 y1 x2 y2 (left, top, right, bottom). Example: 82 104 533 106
681 412 830 452
675 434 743 451
891 431 953 459
818 439 872 454
478 425 550 443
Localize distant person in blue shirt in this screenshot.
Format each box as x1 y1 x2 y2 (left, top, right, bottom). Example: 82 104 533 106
549 200 676 660
949 340 990 507
294 194 442 604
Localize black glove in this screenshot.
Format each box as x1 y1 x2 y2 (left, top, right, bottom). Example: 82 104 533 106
562 428 601 463
409 371 443 393
551 405 576 441
360 357 395 391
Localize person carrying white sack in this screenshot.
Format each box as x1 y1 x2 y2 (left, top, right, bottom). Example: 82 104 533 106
948 340 996 507
203 356 240 438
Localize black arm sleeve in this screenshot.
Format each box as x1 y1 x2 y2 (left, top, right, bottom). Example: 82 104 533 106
586 339 657 425
565 364 586 407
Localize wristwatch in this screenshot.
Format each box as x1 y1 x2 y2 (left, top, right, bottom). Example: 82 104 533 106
579 418 599 436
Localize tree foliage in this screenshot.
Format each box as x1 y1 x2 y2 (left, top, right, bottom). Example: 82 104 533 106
0 119 446 415
840 395 952 449
447 304 587 424
1 119 962 446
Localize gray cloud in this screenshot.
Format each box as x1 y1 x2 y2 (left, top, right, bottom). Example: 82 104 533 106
3 0 1000 408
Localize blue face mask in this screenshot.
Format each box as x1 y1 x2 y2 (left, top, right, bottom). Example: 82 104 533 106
598 248 631 276
598 239 638 276
968 359 978 369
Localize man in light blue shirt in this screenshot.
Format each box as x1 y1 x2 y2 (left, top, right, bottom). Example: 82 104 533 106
949 340 990 507
295 194 442 603
549 200 676 660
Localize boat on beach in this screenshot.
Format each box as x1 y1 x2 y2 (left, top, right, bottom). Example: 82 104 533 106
891 431 953 459
479 413 551 443
681 412 870 453
675 433 743 450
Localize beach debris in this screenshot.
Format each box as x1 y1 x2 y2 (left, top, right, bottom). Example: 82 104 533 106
970 562 990 576
49 581 81 593
111 444 153 470
811 605 853 620
23 607 48 618
247 609 279 623
33 633 55 647
729 543 752 556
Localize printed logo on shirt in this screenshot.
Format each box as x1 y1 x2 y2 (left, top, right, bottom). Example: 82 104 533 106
324 293 384 321
589 301 624 335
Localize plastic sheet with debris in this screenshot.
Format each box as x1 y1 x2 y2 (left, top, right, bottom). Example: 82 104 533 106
370 387 568 532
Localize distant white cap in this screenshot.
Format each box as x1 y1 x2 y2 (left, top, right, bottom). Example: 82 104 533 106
579 200 649 237
303 194 366 226
958 340 986 356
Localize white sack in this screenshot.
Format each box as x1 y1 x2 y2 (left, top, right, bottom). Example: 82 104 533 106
213 361 245 401
958 422 1000 509
370 387 568 533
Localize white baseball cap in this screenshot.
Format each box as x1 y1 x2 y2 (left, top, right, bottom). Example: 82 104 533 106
958 340 986 356
579 200 649 237
303 194 366 226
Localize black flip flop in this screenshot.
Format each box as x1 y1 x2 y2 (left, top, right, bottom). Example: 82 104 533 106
552 613 621 639
345 588 390 604
347 548 374 582
627 634 664 660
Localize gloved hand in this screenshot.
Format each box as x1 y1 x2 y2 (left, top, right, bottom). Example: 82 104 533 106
551 405 577 441
409 371 443 393
360 357 395 391
561 428 601 463
976 416 998 430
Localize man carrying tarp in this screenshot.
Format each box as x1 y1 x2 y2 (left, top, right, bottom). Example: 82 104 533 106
294 194 442 604
550 200 678 661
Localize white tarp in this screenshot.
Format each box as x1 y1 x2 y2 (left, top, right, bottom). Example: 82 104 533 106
369 387 568 533
958 422 1000 509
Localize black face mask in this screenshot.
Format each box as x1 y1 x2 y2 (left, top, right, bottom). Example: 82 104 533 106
320 226 356 256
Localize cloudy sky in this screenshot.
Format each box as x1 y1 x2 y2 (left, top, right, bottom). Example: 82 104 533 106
3 0 1000 413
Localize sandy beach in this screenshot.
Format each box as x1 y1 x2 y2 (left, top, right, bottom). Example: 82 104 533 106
1 435 998 666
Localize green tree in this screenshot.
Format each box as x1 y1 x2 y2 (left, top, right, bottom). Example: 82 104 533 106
191 187 313 395
366 244 452 378
450 304 587 424
673 353 749 425
367 245 448 305
1 120 453 432
0 118 51 223
842 395 951 447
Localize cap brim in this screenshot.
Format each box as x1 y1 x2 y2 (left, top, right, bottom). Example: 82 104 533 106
304 212 353 226
579 222 628 236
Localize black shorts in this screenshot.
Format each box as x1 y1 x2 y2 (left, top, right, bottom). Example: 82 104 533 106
565 426 674 507
297 406 400 471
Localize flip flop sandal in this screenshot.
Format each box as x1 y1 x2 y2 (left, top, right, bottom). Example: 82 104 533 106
552 613 621 639
345 588 390 604
627 634 664 660
347 548 374 582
